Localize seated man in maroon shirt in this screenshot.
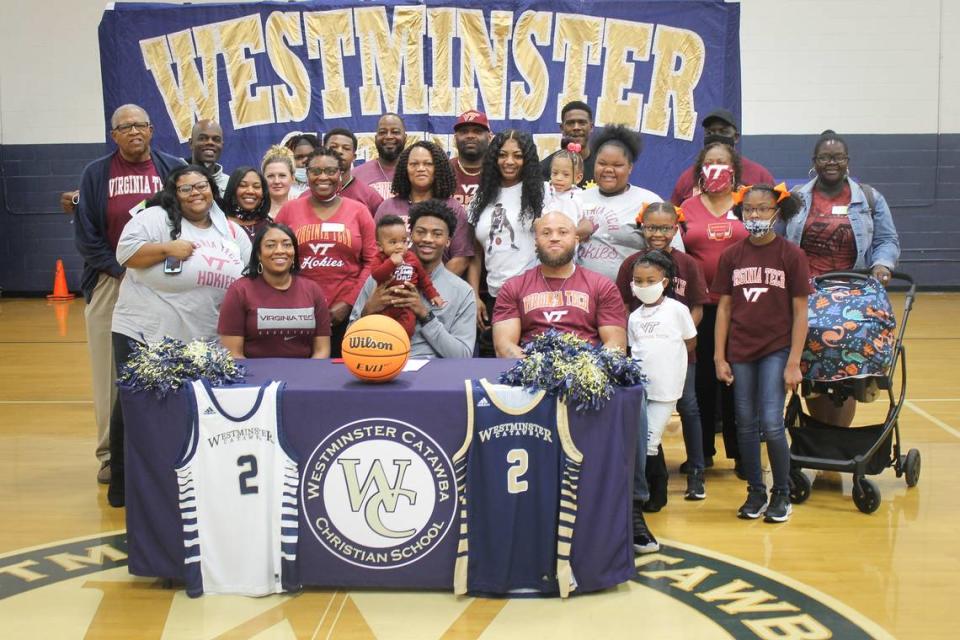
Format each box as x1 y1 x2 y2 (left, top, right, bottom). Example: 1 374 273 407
492 212 627 357
671 109 774 205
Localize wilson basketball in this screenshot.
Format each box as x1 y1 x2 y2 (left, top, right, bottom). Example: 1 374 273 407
341 315 411 383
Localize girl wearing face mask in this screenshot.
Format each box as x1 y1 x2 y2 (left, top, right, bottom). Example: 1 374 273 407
713 184 811 523
627 250 697 516
615 202 710 502
680 142 747 477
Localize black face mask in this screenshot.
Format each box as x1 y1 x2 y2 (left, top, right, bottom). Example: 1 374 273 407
704 133 736 148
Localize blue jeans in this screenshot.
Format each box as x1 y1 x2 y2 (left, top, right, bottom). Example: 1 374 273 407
730 349 791 494
677 363 705 471
633 397 649 502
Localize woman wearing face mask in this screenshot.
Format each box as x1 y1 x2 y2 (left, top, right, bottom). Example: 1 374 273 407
713 184 812 523
615 202 710 503
275 148 378 357
284 133 319 198
261 146 298 218
577 125 679 283
222 166 271 242
786 130 901 427
680 141 747 476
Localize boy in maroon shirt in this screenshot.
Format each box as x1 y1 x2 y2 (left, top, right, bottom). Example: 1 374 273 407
713 184 812 524
371 215 445 337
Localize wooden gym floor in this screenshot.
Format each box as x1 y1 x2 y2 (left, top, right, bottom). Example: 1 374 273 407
0 294 958 639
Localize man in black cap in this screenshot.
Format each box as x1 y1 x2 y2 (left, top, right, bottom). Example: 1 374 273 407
669 108 774 205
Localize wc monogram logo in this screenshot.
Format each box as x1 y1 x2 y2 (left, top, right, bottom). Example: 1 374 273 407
302 418 457 569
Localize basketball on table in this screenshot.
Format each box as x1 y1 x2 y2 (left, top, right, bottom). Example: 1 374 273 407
341 315 411 383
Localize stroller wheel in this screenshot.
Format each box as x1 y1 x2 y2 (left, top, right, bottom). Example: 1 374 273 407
852 476 881 514
789 469 811 504
904 449 921 487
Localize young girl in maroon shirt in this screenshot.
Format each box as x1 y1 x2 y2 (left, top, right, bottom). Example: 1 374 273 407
713 184 812 524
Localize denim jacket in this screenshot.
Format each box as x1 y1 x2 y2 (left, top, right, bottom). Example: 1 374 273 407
787 177 900 271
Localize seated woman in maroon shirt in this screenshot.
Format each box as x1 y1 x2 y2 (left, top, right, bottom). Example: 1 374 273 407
218 223 331 358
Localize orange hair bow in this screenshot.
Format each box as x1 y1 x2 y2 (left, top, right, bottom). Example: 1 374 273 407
635 202 649 225
730 185 751 206
773 182 791 202
674 206 685 223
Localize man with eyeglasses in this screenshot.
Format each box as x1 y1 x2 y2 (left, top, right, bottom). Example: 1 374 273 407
74 103 184 484
670 109 774 206
184 119 229 193
323 127 383 216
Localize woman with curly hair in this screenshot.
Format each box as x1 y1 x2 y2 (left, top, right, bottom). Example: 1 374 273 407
578 124 672 283
467 129 544 351
373 140 474 276
222 166 272 242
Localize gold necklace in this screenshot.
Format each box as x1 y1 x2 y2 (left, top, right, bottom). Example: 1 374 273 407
540 264 576 293
456 158 482 177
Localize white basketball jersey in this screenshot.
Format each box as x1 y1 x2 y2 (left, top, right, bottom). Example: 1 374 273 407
177 380 299 597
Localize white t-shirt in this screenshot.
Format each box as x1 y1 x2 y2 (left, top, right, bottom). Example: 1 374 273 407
113 205 252 343
472 183 539 297
542 182 583 225
578 185 683 282
628 297 697 402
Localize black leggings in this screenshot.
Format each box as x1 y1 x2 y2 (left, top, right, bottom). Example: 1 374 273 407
694 305 739 460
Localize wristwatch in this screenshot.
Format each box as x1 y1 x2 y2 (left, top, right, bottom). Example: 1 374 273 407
420 310 436 325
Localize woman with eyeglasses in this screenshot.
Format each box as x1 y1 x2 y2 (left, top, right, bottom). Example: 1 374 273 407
374 140 475 276
787 130 901 427
107 164 251 507
275 148 378 356
679 141 748 478
222 166 271 242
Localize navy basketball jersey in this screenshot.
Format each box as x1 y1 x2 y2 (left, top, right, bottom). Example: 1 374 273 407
453 379 583 597
176 380 299 597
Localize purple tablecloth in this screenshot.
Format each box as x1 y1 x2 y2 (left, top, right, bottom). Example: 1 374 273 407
123 358 642 592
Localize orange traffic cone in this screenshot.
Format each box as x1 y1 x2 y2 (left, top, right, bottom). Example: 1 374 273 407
47 259 75 301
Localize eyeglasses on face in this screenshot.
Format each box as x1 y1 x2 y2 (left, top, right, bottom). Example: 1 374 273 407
176 181 211 195
742 206 778 216
814 154 848 164
642 224 677 234
307 167 340 177
114 122 151 134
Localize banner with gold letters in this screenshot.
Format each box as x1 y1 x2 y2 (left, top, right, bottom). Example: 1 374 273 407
99 0 739 198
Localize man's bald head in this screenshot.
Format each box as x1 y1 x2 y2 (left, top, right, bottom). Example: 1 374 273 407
535 211 578 267
189 119 224 166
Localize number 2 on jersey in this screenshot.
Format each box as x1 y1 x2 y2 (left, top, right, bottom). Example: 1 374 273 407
507 448 529 494
237 454 259 495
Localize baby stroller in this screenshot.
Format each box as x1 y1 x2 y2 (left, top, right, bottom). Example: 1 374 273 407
785 271 918 514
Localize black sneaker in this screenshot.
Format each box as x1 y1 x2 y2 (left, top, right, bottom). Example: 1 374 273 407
684 470 706 500
737 489 767 519
633 504 660 554
764 493 792 523
679 456 713 474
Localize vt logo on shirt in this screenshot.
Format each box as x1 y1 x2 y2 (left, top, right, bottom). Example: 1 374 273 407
742 287 769 302
542 310 569 323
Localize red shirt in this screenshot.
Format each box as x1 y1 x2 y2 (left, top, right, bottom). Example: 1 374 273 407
493 265 626 346
680 196 749 304
712 236 812 363
218 275 331 358
339 176 384 217
801 183 856 276
352 159 396 200
616 248 709 365
106 154 163 250
450 158 482 210
370 250 440 299
670 156 774 206
275 197 378 307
